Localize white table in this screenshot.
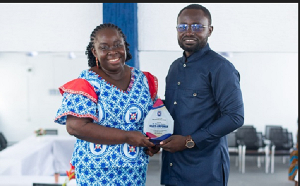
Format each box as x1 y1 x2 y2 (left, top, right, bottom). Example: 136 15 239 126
0 175 77 186
0 135 76 176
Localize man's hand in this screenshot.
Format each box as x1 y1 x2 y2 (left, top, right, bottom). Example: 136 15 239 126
160 135 187 153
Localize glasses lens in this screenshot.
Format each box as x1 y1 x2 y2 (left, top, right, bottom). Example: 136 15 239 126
191 24 204 32
177 24 188 32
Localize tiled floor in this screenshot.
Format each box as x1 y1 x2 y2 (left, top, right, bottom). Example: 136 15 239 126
146 154 295 186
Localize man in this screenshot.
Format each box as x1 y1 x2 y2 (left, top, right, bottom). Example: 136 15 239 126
160 4 244 186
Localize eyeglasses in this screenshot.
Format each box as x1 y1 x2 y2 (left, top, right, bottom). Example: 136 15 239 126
176 24 209 33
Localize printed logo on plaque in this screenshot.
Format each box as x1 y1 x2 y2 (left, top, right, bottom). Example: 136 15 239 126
143 98 174 144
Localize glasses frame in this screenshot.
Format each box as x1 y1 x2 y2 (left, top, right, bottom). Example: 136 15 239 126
176 24 209 33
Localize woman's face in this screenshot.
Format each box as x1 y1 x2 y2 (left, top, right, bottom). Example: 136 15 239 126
92 27 127 72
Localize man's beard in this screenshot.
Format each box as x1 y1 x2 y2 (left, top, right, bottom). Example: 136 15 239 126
178 39 207 53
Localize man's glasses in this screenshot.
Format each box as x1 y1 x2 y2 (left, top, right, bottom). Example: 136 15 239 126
176 24 209 33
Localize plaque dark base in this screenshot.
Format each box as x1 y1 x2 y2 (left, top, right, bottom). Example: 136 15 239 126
148 133 172 145
149 139 162 145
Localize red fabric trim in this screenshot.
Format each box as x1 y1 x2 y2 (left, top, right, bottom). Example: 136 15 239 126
55 112 98 122
143 71 158 101
59 78 98 103
66 162 75 180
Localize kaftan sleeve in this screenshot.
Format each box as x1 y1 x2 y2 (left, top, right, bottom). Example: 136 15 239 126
54 78 98 125
192 61 244 149
143 71 158 102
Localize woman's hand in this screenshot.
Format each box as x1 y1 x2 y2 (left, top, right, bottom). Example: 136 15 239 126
145 145 161 157
125 131 155 148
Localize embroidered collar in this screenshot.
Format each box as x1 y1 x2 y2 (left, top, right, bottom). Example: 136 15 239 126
88 67 135 93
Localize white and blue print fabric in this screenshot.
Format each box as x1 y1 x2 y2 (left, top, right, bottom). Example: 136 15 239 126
54 67 154 185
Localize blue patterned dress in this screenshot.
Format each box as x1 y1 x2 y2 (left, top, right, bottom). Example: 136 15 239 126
54 67 157 186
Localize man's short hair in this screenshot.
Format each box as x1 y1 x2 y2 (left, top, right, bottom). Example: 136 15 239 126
177 4 212 25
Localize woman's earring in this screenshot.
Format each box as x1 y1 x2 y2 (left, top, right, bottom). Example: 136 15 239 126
96 58 99 68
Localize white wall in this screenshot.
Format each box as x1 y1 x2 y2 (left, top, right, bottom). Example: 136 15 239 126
230 52 298 134
138 3 298 52
0 3 103 142
0 3 103 51
0 52 90 141
0 3 298 143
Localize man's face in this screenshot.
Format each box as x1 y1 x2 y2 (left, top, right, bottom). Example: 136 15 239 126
177 9 213 57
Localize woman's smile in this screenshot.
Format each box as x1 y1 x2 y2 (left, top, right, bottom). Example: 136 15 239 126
108 57 121 65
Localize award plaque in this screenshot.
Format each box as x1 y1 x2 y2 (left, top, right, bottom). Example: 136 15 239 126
143 98 174 144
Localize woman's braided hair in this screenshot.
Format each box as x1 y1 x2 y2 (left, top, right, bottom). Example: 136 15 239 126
85 23 132 67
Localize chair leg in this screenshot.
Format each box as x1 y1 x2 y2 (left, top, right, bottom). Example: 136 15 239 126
265 146 269 173
271 145 275 173
257 156 261 167
238 145 242 172
242 145 246 173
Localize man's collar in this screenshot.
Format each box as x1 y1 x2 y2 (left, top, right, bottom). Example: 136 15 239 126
183 43 210 62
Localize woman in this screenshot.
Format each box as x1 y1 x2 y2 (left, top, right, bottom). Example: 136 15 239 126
54 23 160 185
289 120 298 186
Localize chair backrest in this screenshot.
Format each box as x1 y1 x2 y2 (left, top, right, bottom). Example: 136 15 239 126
0 132 8 151
44 129 58 135
236 126 259 150
288 132 294 146
283 131 294 149
282 128 290 143
227 132 237 147
265 125 282 140
269 127 289 149
240 125 255 129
